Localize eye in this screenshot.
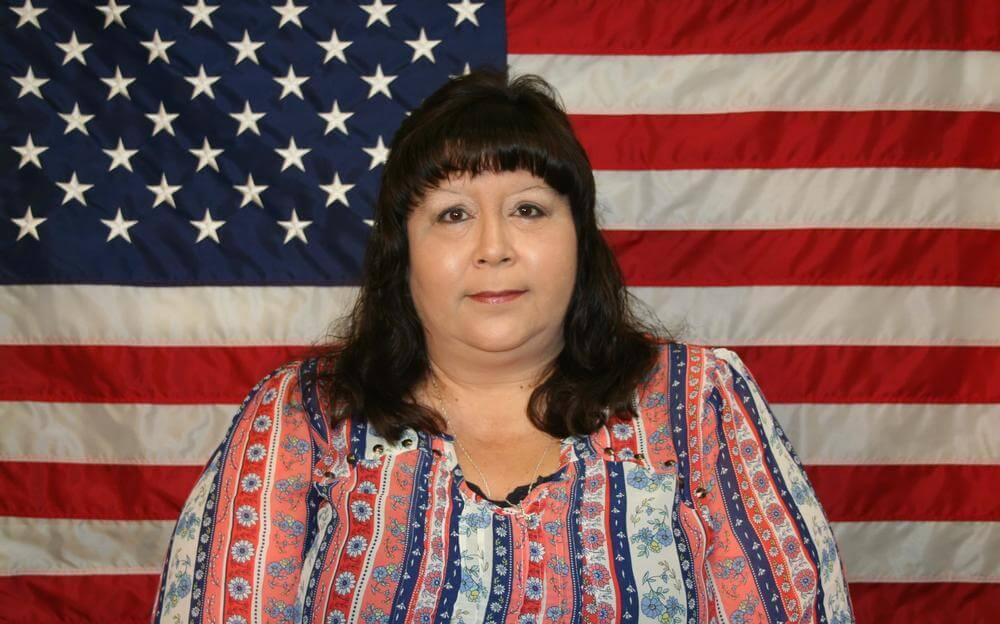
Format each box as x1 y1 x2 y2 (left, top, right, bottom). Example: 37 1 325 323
436 206 469 223
515 203 546 218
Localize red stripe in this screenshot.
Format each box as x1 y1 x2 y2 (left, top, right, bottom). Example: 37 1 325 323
0 344 313 403
807 464 1000 522
572 111 1000 170
3 344 997 404
5 460 996 523
0 574 158 624
606 228 1000 287
507 0 1000 55
0 461 203 520
850 582 1000 624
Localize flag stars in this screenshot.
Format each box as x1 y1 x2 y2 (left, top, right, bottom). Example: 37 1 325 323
361 64 396 99
57 172 94 206
13 66 48 99
317 29 352 64
273 0 307 28
363 136 389 170
57 32 91 66
318 101 352 135
59 103 94 135
274 67 308 100
234 173 268 208
406 28 441 63
147 174 182 208
190 208 225 243
185 0 219 29
101 65 135 100
12 206 46 241
13 134 47 169
10 1 46 29
146 102 179 137
229 30 265 65
101 208 139 243
186 65 221 99
97 0 129 29
277 208 312 244
320 173 354 207
275 137 310 172
103 138 139 172
230 101 266 136
141 29 175 64
449 0 484 26
190 138 223 172
360 0 394 27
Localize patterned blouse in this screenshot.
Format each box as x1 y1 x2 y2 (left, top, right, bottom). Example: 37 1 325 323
151 342 855 624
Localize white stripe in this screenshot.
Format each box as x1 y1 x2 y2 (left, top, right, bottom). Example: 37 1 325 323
834 521 1000 583
774 403 1000 465
3 516 995 584
594 168 1000 230
5 285 999 346
0 401 234 465
509 50 1000 114
635 285 1000 346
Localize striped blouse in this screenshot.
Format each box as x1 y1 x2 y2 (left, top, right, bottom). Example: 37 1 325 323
151 342 855 624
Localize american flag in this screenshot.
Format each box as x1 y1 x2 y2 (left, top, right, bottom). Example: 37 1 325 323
1 1 997 622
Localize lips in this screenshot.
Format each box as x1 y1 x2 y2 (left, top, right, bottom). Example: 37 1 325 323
469 290 526 303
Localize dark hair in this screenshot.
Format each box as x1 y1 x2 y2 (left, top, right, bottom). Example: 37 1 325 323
310 67 672 442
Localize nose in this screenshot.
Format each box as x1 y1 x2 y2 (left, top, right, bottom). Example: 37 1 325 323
475 210 514 266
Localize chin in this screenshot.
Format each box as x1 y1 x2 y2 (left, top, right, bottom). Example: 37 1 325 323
461 324 540 353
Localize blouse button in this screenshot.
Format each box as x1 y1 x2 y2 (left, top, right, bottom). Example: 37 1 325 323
432 448 442 458
662 459 676 468
323 471 335 479
634 453 645 461
693 486 707 499
373 444 384 455
346 453 357 464
603 446 615 456
401 439 414 448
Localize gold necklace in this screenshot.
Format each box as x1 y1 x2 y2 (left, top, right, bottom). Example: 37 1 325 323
428 374 557 514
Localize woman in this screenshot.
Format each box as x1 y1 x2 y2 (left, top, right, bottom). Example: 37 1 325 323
152 69 854 624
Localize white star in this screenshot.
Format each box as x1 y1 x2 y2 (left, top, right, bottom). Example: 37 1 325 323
57 32 91 66
274 66 308 100
360 0 394 27
147 174 181 209
277 208 312 244
101 208 139 243
273 0 307 28
189 138 223 172
190 208 225 243
57 172 93 206
146 102 179 137
229 30 265 65
363 136 389 170
234 173 268 208
10 1 46 29
361 64 396 99
275 137 310 172
140 29 175 64
185 65 220 100
318 101 353 135
320 173 354 207
97 0 129 29
230 101 266 136
449 62 472 79
59 103 94 135
12 66 48 99
449 0 483 26
103 138 139 172
12 134 47 169
317 29 352 64
406 28 441 63
12 206 47 241
184 0 218 29
101 65 135 100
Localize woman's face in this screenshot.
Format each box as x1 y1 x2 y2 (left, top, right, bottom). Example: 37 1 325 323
407 169 577 356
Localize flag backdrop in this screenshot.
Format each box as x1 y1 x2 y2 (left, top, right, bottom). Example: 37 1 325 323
1 1 998 622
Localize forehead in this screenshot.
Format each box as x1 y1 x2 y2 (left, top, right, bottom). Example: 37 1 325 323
428 169 557 196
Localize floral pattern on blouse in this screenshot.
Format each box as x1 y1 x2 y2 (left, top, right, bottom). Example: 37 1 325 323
151 342 854 623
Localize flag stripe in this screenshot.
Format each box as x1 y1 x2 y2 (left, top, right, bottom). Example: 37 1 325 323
506 0 1000 55
510 51 1000 114
572 111 1000 170
849 582 1000 624
606 228 1000 286
5 344 998 405
5 401 994 467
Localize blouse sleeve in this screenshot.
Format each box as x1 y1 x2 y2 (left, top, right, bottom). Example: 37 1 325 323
151 362 320 623
701 347 855 624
